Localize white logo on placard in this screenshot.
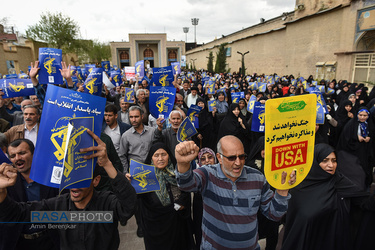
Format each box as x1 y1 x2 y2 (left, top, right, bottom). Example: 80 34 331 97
50 166 63 184
49 76 55 83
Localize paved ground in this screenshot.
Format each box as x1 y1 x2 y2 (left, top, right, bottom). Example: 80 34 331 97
118 215 270 250
118 181 375 249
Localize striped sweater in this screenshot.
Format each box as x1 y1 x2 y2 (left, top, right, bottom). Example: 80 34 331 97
176 164 290 250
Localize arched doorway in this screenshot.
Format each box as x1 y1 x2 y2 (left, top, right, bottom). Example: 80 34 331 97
144 48 154 68
168 50 177 66
352 30 375 83
119 50 130 69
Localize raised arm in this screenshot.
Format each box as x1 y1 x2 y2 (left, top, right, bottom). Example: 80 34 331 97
0 163 18 203
175 141 199 174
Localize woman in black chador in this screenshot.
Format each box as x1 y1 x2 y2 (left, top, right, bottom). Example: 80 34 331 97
135 143 193 250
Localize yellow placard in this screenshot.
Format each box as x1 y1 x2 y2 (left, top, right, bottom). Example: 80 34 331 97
264 94 316 190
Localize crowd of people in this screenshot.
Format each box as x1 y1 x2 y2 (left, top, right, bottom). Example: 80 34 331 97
0 62 374 250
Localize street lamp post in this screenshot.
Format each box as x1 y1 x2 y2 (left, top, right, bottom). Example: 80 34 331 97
191 58 197 70
183 27 189 43
191 18 199 45
237 51 249 76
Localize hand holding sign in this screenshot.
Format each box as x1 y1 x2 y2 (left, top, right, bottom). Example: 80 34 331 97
264 94 316 190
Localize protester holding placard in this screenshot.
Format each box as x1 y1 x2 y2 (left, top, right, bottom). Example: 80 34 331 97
136 143 193 250
176 137 296 250
336 107 375 188
153 110 183 158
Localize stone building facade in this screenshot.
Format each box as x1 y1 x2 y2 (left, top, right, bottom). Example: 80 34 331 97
186 0 375 83
110 33 185 69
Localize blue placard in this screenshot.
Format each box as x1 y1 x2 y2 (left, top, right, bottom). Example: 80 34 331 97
101 61 110 73
231 92 243 103
4 74 18 79
247 95 257 113
251 102 265 132
38 48 63 84
207 80 215 94
71 76 79 85
177 117 198 142
187 105 202 129
171 62 181 75
0 148 11 164
110 71 122 87
311 90 329 114
29 85 106 189
19 73 28 79
151 66 174 86
70 66 77 76
1 79 35 98
76 66 84 82
291 79 296 86
135 60 145 79
85 64 96 74
249 82 258 90
327 87 335 95
208 100 216 112
317 85 325 93
83 68 103 96
130 159 160 194
149 86 176 119
258 82 267 92
125 88 135 103
60 117 95 193
316 103 325 124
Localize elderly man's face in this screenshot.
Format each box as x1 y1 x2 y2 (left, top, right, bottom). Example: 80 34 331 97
217 136 246 182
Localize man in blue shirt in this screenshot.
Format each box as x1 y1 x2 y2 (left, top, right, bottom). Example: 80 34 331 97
175 136 296 249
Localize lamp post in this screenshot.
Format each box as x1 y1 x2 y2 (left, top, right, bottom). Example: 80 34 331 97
191 18 199 44
237 51 249 76
191 58 197 70
183 27 189 43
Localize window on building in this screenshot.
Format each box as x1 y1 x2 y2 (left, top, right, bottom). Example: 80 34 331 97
144 48 153 58
120 51 129 60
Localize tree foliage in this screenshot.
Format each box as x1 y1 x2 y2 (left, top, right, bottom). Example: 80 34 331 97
241 57 246 76
73 40 111 64
85 40 111 63
207 51 214 73
214 43 228 73
26 12 80 51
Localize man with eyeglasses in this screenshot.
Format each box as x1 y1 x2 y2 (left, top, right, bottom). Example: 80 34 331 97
175 135 296 250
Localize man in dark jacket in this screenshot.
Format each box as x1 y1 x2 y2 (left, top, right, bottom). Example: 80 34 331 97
0 139 60 250
0 130 137 250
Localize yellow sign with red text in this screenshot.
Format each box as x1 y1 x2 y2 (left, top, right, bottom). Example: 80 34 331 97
264 94 316 190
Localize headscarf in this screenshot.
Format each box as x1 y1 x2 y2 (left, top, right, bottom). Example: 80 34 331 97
282 143 365 250
239 98 247 116
145 143 177 206
215 92 228 113
358 107 369 137
196 97 210 129
198 147 217 167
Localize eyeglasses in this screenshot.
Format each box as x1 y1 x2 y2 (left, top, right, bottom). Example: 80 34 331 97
219 153 247 161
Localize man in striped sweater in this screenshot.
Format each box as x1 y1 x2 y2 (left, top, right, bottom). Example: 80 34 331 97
175 136 296 250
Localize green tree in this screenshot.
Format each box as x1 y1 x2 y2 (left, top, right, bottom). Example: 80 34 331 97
84 40 111 63
26 12 80 51
214 43 228 73
207 51 214 73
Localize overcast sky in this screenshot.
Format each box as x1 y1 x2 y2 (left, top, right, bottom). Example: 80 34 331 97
2 0 295 44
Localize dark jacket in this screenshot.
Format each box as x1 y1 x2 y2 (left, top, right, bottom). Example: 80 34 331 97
0 173 60 250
